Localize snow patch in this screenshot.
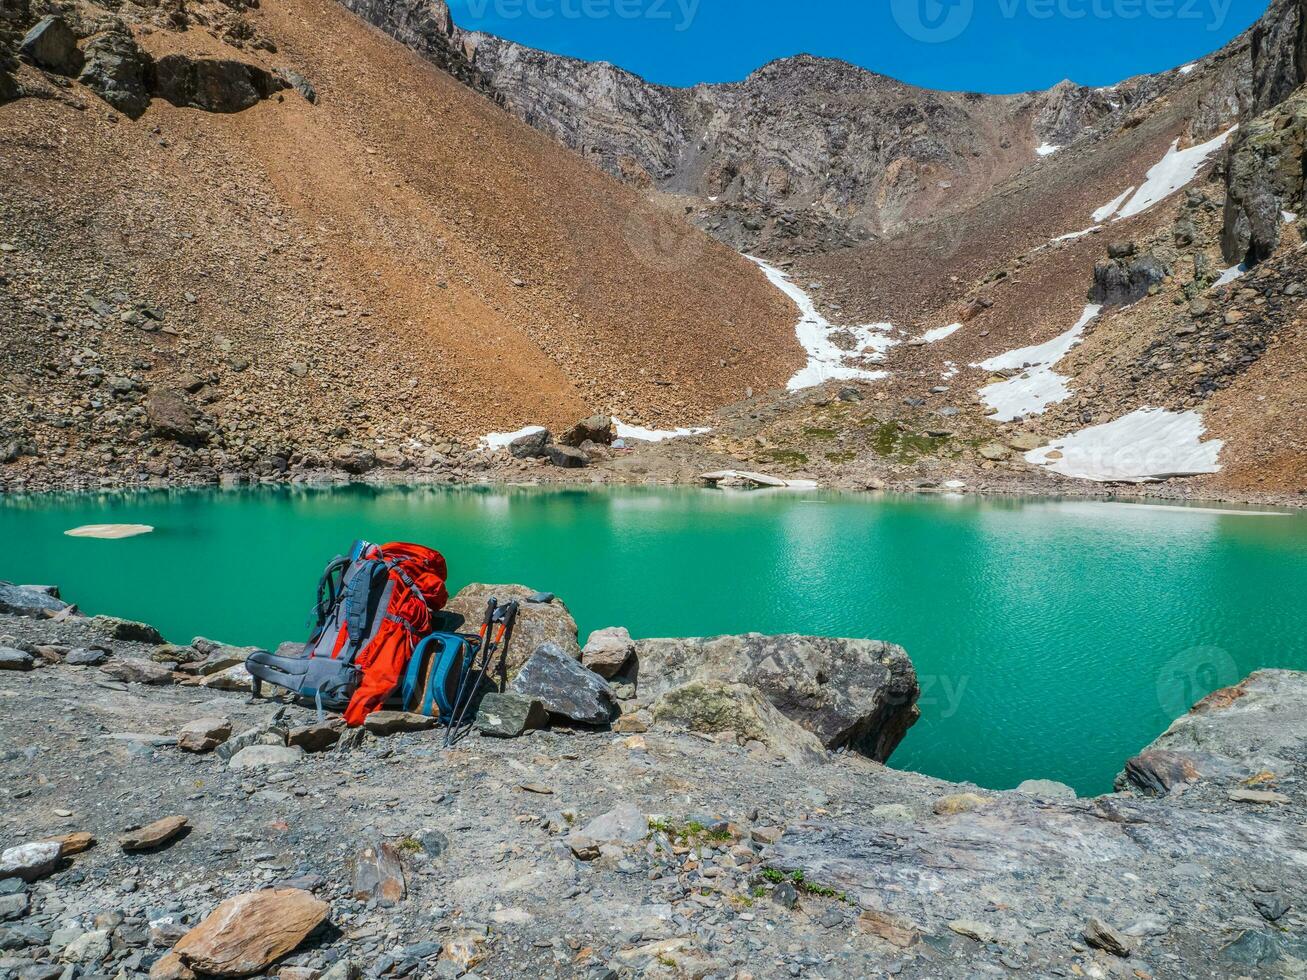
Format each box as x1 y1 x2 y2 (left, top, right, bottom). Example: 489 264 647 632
973 305 1101 422
1051 226 1101 244
750 257 896 390
1211 263 1247 289
1112 128 1236 221
1036 143 1062 157
1092 187 1135 223
919 322 962 343
1178 62 1197 75
614 418 711 442
479 425 547 450
1283 210 1298 224
1025 408 1223 482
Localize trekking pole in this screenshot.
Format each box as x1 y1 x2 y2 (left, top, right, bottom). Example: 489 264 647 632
495 601 520 692
443 598 496 748
445 600 517 746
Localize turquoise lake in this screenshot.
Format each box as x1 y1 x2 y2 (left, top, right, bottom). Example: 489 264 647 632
4 485 1305 795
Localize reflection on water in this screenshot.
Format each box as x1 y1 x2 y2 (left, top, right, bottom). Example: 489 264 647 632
1 484 1303 795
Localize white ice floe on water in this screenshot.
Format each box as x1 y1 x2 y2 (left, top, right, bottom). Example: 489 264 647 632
1036 143 1062 157
973 305 1102 422
919 322 962 343
1211 263 1247 289
479 425 547 450
700 470 817 490
749 257 896 390
1025 408 1223 482
1108 128 1237 221
65 524 154 539
614 418 712 443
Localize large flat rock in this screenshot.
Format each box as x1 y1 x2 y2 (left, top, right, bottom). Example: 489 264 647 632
635 634 919 761
1118 670 1307 798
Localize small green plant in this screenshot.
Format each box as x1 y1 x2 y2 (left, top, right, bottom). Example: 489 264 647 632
803 427 837 440
760 868 848 902
825 450 856 463
395 837 422 854
760 449 809 466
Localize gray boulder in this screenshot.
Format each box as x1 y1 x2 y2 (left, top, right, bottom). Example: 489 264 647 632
1116 670 1307 798
581 626 635 679
508 428 550 459
78 29 151 119
152 54 287 113
1222 87 1306 267
0 647 34 671
278 68 317 104
0 582 70 618
145 390 208 445
19 16 82 76
652 680 826 764
444 584 580 675
331 446 377 475
559 415 613 447
509 642 618 726
546 445 587 468
635 634 919 761
474 692 548 737
88 615 164 644
1089 252 1168 306
0 842 61 883
64 647 109 667
227 744 305 770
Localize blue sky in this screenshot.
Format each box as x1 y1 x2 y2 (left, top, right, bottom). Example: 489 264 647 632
448 0 1268 92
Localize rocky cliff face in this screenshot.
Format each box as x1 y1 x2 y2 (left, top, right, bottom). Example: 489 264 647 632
339 0 1237 256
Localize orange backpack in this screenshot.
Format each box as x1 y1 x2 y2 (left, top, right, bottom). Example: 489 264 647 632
246 540 449 725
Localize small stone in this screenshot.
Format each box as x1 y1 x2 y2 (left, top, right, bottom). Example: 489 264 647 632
173 889 329 976
1083 917 1132 957
856 909 920 948
362 711 436 735
473 693 548 738
64 647 110 667
178 717 232 754
120 815 189 852
977 443 1010 462
351 841 406 907
1228 787 1291 804
52 832 95 856
577 803 647 845
1254 894 1290 922
546 445 588 468
287 721 343 753
772 880 799 909
0 648 34 671
581 627 636 679
932 793 990 815
228 745 305 770
0 842 61 883
948 919 997 943
1014 779 1076 800
99 659 174 685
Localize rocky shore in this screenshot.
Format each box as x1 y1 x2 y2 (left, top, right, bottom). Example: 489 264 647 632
1 403 1302 510
0 582 1304 979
